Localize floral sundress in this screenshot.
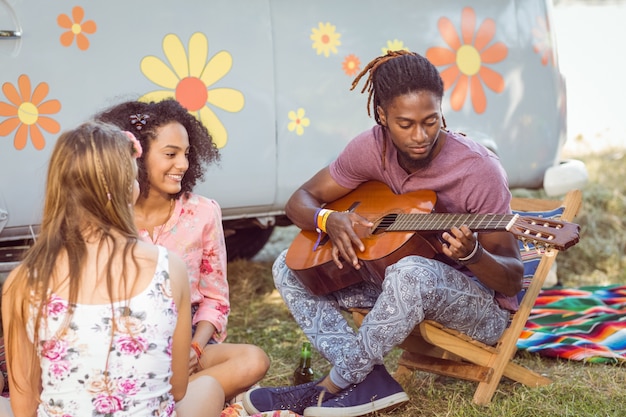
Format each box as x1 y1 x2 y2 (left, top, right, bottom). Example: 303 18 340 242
29 246 179 417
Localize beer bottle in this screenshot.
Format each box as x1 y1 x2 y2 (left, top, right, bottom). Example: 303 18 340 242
293 341 315 385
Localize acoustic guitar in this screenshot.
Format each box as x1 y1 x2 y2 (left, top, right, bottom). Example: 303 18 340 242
285 181 580 295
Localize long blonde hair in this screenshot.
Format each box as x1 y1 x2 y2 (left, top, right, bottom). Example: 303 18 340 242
4 121 139 393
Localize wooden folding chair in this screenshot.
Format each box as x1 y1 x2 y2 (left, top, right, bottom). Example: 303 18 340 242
351 189 583 405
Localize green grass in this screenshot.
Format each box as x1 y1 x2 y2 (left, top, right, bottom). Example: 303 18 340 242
226 148 626 416
512 148 626 287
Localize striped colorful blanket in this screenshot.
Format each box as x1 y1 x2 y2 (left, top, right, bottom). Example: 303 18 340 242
517 285 626 363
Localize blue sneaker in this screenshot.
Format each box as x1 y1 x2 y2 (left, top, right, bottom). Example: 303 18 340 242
243 379 335 415
303 365 409 417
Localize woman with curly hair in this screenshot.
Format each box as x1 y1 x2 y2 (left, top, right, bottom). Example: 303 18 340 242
95 99 269 409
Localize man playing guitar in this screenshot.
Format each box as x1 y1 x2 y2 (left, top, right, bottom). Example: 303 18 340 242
244 50 524 417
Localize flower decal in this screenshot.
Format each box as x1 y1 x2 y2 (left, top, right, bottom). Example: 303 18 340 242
0 74 61 150
382 39 409 55
310 22 341 57
426 7 508 114
342 54 361 76
140 32 245 148
532 15 554 66
287 108 310 136
57 6 97 51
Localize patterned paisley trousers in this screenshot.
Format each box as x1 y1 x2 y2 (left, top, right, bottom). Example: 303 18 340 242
272 250 509 389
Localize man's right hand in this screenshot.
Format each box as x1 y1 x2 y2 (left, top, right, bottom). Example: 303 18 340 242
324 211 373 270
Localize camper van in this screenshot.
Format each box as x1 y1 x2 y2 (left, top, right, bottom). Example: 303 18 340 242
0 0 587 271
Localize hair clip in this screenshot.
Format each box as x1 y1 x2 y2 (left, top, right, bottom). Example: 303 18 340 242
129 113 150 131
122 131 143 159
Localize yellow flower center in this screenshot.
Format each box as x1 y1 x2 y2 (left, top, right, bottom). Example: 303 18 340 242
72 23 82 35
17 102 39 125
456 45 481 76
175 77 208 112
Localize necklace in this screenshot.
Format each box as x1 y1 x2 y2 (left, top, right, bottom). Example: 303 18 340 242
151 198 174 244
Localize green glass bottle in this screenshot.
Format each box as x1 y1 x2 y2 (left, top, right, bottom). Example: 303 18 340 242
293 341 315 385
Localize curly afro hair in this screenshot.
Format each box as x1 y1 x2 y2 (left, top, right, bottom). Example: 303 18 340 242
94 98 220 199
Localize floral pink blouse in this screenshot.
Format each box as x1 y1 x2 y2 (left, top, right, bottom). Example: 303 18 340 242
29 246 177 417
139 193 230 343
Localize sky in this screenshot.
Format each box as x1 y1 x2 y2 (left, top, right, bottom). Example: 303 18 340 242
554 2 626 154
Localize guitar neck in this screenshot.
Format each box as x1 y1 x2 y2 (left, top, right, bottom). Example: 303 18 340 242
380 213 516 233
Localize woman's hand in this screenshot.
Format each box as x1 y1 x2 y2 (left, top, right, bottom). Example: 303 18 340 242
188 348 200 375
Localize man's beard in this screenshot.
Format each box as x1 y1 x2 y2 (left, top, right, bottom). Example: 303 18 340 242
397 149 435 171
396 132 440 172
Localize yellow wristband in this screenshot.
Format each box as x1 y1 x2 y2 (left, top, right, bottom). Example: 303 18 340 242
316 208 328 231
319 209 335 233
316 209 330 232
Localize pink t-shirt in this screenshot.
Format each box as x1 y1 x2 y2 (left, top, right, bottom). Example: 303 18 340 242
329 125 518 311
139 193 229 343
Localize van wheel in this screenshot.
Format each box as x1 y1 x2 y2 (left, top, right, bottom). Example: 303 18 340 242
226 225 275 261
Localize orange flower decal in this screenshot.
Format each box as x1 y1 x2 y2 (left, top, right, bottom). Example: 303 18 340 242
57 6 97 51
0 74 61 150
426 7 508 114
342 54 361 76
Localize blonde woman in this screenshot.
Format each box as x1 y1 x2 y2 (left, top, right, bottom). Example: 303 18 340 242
2 122 224 417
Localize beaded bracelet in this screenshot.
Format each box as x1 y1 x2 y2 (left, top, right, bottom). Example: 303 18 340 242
191 341 203 359
456 240 484 266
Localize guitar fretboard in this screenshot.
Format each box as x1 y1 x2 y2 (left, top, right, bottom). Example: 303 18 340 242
378 213 517 233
